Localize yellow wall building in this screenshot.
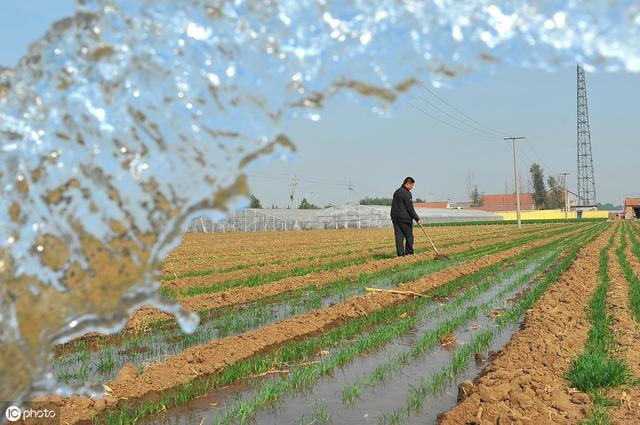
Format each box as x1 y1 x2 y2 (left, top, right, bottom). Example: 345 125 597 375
495 209 609 221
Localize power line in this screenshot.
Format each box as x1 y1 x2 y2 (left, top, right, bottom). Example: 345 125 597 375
414 94 502 139
408 102 500 140
249 172 350 186
524 139 553 172
420 83 510 137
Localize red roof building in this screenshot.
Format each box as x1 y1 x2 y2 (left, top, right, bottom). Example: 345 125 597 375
414 201 451 209
624 198 640 218
473 193 537 212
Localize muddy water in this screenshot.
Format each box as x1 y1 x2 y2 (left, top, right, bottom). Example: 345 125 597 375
139 255 547 425
51 253 464 385
79 243 532 387
254 266 539 425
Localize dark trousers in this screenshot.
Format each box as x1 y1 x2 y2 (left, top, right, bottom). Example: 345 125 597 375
393 220 414 256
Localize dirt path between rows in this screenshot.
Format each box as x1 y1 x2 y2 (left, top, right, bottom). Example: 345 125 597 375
124 225 583 334
608 230 640 423
162 225 510 291
58 226 575 353
163 226 467 273
48 226 592 424
437 224 613 425
163 225 564 276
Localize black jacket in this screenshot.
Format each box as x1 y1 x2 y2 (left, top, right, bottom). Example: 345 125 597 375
391 186 420 223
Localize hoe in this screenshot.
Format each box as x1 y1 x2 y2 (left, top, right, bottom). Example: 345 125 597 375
418 222 449 260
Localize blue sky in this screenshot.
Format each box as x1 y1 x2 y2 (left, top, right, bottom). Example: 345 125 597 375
1 1 637 207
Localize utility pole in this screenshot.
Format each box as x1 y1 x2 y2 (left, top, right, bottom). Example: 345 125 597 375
348 181 354 204
504 136 525 229
289 175 299 209
560 172 570 220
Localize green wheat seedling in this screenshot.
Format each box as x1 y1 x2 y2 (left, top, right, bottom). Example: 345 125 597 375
165 223 584 299
298 399 332 425
96 346 115 375
383 225 605 423
99 299 421 424
616 227 640 323
208 229 596 424
95 223 601 423
341 383 361 405
566 227 634 425
70 221 588 367
94 223 574 380
352 226 601 398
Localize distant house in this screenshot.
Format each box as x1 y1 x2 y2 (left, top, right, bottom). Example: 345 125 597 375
453 201 473 209
624 198 640 219
474 193 537 212
414 201 451 209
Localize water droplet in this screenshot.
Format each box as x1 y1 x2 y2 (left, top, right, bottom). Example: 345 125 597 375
359 32 372 45
208 73 220 86
175 310 200 334
186 22 212 40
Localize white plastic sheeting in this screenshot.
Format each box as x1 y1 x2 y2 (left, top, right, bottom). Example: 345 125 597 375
188 204 500 232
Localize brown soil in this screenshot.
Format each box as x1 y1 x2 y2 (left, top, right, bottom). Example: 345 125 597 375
168 224 533 294
55 225 572 354
47 226 587 424
625 229 640 280
607 229 640 423
161 227 497 292
162 224 564 275
161 224 538 284
437 224 614 425
124 224 582 333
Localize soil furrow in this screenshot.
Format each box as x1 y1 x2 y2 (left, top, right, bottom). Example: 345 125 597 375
161 226 507 290
437 224 613 425
608 229 640 423
124 225 583 334
49 227 589 424
607 232 640 374
163 225 563 275
162 224 552 285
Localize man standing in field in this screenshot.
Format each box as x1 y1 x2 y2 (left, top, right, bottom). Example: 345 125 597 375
391 177 421 256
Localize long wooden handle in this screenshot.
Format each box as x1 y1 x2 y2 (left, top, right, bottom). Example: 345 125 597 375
418 222 440 255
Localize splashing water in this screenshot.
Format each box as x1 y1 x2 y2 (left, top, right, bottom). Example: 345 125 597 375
0 0 638 406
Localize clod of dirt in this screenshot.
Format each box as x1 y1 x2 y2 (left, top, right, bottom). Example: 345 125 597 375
115 362 138 383
440 332 457 350
488 308 503 318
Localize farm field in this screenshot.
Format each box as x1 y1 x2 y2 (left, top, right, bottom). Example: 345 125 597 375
42 220 640 425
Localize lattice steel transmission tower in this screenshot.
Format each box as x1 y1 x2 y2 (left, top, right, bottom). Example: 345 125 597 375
576 64 596 207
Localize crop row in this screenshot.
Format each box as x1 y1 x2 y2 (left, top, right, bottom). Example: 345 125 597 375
87 222 608 424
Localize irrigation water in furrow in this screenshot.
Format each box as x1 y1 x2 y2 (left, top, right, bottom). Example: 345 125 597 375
262 261 551 425
137 224 604 425
138 249 556 425
52 224 591 388
51 227 574 387
50 249 491 386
